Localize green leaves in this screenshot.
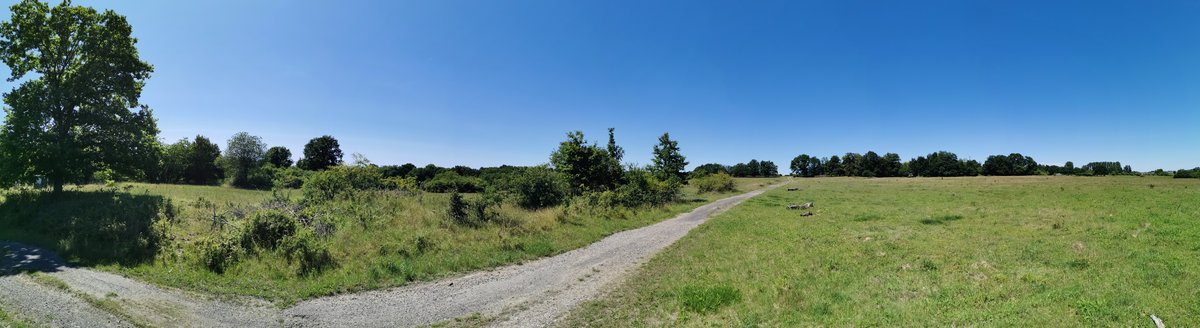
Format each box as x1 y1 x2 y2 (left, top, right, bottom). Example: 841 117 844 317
0 0 155 191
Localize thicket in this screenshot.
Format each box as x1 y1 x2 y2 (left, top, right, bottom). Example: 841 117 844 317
692 172 736 193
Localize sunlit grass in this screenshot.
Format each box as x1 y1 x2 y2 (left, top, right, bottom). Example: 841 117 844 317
0 177 780 306
565 176 1200 326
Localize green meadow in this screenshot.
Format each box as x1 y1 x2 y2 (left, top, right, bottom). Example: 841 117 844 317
566 176 1200 326
0 178 778 305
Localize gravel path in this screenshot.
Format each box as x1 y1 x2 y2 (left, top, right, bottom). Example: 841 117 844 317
0 184 777 327
0 241 280 327
284 185 778 327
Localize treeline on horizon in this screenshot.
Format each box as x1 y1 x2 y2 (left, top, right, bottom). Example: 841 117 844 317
770 150 1176 178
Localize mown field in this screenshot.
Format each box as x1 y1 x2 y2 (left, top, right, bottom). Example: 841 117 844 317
565 176 1200 326
0 178 779 305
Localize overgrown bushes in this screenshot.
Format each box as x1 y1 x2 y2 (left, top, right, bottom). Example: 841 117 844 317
302 166 389 202
423 171 484 193
692 172 736 193
199 200 334 275
486 166 570 210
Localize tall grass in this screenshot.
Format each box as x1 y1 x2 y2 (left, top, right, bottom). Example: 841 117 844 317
0 178 780 305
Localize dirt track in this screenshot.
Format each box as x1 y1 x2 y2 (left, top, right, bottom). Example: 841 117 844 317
0 184 777 327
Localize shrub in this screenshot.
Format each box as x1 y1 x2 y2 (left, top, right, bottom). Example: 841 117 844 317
488 167 570 210
692 172 736 193
447 192 472 226
244 209 297 250
383 176 419 192
614 168 681 207
423 171 485 193
302 166 387 202
280 229 334 276
201 230 243 273
272 167 311 189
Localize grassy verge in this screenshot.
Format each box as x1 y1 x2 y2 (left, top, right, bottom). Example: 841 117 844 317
0 307 31 328
26 272 149 328
564 176 1200 326
0 178 779 305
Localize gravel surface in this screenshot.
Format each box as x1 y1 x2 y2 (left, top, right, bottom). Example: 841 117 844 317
0 240 280 327
284 185 778 327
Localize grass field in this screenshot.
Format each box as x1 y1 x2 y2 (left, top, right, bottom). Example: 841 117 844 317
565 176 1200 326
0 178 779 305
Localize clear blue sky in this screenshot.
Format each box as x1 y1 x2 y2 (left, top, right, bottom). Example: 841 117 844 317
4 0 1199 171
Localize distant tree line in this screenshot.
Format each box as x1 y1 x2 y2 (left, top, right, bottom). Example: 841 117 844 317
784 151 1159 178
691 160 780 178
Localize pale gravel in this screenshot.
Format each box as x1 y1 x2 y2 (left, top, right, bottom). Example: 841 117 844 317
0 240 280 327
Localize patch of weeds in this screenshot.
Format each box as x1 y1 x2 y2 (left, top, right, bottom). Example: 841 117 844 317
0 307 30 328
676 284 742 313
919 214 964 225
522 239 555 257
920 259 939 271
851 213 883 222
27 272 70 291
1066 258 1090 270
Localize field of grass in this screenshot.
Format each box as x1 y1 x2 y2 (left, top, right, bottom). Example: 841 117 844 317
0 178 779 305
565 176 1200 326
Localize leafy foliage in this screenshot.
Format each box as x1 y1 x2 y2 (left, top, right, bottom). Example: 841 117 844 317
650 132 688 182
487 166 571 210
982 153 1039 176
265 146 293 168
0 0 157 192
692 172 736 193
550 131 622 192
301 166 389 202
221 132 267 188
422 171 484 193
297 135 342 171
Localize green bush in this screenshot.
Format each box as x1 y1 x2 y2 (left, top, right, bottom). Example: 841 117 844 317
614 168 680 207
280 229 334 276
447 192 473 227
201 230 243 273
302 166 387 202
691 172 736 193
423 171 484 193
272 167 311 189
488 166 570 209
244 209 297 250
383 176 419 191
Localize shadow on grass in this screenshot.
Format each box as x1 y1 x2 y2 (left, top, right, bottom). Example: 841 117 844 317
0 190 167 273
919 214 965 225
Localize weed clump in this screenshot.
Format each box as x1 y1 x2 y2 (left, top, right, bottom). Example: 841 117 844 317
245 209 297 250
676 284 742 313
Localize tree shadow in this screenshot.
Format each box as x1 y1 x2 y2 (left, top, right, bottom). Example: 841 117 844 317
0 190 167 274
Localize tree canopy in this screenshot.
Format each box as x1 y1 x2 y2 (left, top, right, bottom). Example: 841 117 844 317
0 0 156 192
298 135 342 171
264 146 293 168
650 132 688 182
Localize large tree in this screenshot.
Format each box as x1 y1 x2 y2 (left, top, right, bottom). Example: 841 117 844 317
297 135 342 171
650 132 687 182
185 135 221 185
221 132 265 188
0 0 156 192
550 131 618 191
264 146 293 168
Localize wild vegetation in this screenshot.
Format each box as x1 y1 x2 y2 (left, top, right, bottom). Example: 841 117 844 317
565 176 1200 326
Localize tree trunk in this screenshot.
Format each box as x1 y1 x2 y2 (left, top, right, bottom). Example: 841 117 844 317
53 178 64 194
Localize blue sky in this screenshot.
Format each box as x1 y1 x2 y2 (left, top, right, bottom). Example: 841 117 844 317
3 0 1199 170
